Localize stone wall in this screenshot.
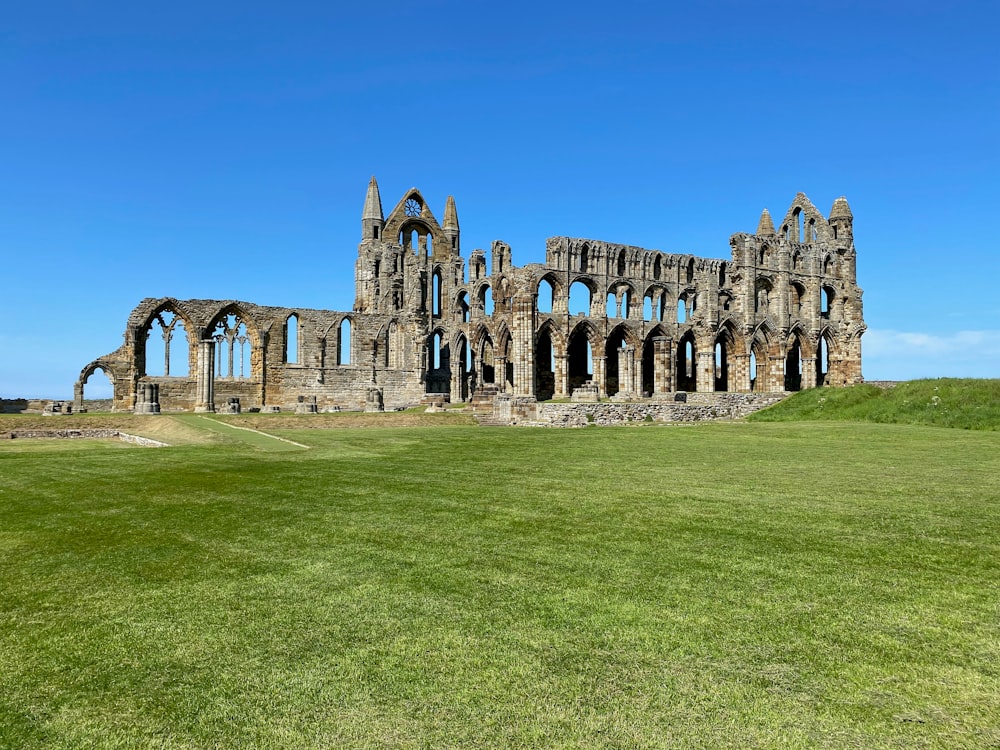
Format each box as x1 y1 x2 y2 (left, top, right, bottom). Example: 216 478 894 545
491 392 788 427
1 429 168 447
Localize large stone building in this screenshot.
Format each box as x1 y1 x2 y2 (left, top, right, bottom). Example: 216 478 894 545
77 178 865 413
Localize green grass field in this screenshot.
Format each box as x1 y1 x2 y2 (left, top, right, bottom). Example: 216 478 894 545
1 410 999 748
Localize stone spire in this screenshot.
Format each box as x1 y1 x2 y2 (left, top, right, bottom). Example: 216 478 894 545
829 196 853 219
361 176 384 241
828 196 853 241
443 195 459 231
442 195 460 254
756 208 776 236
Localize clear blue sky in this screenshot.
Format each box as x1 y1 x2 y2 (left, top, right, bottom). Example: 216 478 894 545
2 1 998 398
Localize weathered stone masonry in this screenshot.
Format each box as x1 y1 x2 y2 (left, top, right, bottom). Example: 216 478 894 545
78 179 865 412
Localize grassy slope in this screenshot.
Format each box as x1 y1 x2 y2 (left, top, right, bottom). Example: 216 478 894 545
1 423 999 749
749 378 1000 430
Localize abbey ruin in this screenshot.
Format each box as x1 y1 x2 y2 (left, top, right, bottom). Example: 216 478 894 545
77 179 865 414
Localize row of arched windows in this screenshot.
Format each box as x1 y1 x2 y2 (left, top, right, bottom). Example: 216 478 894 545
143 311 353 377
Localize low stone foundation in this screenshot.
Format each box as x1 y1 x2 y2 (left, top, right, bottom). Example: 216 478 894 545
490 392 788 427
1 429 168 447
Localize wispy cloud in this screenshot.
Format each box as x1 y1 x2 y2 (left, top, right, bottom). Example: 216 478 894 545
864 329 1000 381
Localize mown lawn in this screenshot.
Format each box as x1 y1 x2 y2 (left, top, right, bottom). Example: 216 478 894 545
1 421 998 749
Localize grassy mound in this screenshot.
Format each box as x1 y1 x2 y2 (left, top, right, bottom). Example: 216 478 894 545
749 378 1000 430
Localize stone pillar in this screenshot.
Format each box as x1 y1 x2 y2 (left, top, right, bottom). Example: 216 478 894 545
801 356 818 389
769 355 785 393
652 337 671 394
617 346 636 396
511 295 535 396
731 353 751 392
696 351 715 393
450 365 463 403
195 339 216 412
554 354 569 399
73 382 84 413
594 356 607 398
495 357 508 392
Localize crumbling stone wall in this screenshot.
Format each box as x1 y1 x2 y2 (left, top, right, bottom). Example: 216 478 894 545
79 181 864 413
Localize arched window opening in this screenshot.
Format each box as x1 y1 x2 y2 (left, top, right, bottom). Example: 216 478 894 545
211 313 251 380
483 286 494 316
285 314 299 364
817 336 830 387
431 332 442 370
714 340 729 392
622 289 631 319
567 328 593 393
718 262 726 287
338 318 352 365
537 278 555 314
606 292 617 318
144 311 189 378
641 335 656 396
82 367 114 401
755 280 771 315
432 269 443 317
457 291 470 323
784 339 803 391
677 297 687 324
568 281 591 316
675 333 696 392
453 336 470 399
686 258 695 284
653 255 662 281
824 256 833 275
789 284 804 317
579 245 589 273
535 329 555 401
809 218 817 242
822 286 834 317
749 351 758 391
426 233 433 256
605 327 629 397
643 295 653 321
795 209 803 243
759 246 768 265
617 251 626 276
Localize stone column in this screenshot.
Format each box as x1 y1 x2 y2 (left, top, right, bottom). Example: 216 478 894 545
801 357 818 389
450 365 463 403
769 355 785 393
554 354 569 399
696 351 715 393
495 357 508 393
731 353 751 392
195 339 216 412
73 382 84 413
618 346 636 395
594 356 607 398
652 337 671 393
511 295 535 396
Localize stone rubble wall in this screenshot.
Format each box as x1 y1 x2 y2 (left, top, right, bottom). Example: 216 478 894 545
492 392 787 427
2 429 168 447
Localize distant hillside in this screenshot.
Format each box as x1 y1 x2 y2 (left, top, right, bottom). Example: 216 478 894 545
747 379 1000 430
